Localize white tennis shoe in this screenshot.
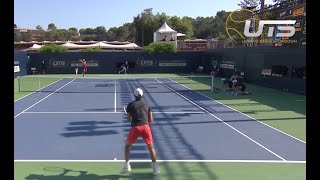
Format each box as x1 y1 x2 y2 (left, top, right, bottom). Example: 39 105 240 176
153 164 160 175
120 164 131 174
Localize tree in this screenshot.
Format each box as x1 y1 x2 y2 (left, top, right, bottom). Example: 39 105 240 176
21 32 33 42
238 0 260 10
14 24 17 28
47 23 57 31
45 29 58 41
116 26 130 42
68 27 80 41
36 25 43 30
14 32 22 42
94 26 107 40
106 27 117 41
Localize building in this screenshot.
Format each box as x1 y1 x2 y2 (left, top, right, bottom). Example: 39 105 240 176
14 28 46 42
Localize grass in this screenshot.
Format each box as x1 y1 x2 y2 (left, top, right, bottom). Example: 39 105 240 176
14 74 306 180
15 162 306 180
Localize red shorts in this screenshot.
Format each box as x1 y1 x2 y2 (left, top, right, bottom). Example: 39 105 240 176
127 124 153 145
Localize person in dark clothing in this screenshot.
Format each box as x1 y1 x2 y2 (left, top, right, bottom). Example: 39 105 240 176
210 65 220 77
230 68 241 81
221 78 234 91
118 61 129 74
232 80 252 96
120 88 160 175
41 61 46 74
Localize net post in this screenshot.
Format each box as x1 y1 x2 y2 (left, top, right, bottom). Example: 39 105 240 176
210 74 213 92
211 73 215 93
38 77 41 91
17 76 20 92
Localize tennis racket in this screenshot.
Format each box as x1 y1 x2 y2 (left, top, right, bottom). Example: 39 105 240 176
123 105 127 114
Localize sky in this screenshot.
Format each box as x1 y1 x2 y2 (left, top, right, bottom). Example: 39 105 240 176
14 0 274 30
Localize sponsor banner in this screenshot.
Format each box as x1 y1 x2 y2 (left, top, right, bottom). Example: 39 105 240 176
279 9 293 18
14 61 20 72
292 6 305 16
14 66 20 72
220 63 234 69
51 61 66 67
70 61 99 67
158 62 187 67
137 59 154 66
221 60 234 64
261 69 272 75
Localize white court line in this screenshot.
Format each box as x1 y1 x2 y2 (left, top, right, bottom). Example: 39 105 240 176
14 78 63 102
155 78 286 161
70 81 114 84
114 79 117 112
23 111 205 114
14 78 76 119
14 159 305 164
168 78 306 144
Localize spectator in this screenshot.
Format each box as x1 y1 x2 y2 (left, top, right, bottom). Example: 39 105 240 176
221 78 234 91
41 61 46 74
232 80 252 96
163 36 167 41
210 65 220 77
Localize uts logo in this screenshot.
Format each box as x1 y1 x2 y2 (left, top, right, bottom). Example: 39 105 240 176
226 9 296 43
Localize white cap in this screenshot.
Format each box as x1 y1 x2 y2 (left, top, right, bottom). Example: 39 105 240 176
221 78 226 81
134 88 143 97
232 79 238 83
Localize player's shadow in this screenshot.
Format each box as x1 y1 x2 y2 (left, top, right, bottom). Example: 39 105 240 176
25 166 159 180
61 121 119 137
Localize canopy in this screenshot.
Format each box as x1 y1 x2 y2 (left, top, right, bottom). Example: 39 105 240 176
177 33 186 37
153 22 177 43
29 44 43 50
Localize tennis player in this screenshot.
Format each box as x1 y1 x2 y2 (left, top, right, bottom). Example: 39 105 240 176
120 88 160 175
118 61 129 74
82 59 87 77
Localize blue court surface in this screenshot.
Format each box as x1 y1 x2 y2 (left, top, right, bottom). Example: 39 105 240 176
14 77 305 162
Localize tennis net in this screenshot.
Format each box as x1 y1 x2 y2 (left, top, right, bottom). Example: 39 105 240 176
16 75 215 93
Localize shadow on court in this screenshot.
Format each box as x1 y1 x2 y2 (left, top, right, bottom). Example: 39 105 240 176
188 76 306 116
61 121 119 138
25 164 218 180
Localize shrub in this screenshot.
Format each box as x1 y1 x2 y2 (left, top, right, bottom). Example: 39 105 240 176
144 43 177 53
38 44 68 53
80 47 102 52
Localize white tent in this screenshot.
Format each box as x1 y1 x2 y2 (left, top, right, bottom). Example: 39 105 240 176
29 44 43 50
153 22 177 43
177 33 186 37
60 42 141 50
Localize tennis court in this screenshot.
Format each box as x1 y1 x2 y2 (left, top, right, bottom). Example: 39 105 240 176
14 75 306 179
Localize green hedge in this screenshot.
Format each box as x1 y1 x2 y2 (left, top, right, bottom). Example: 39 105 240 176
144 43 177 53
38 44 68 53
